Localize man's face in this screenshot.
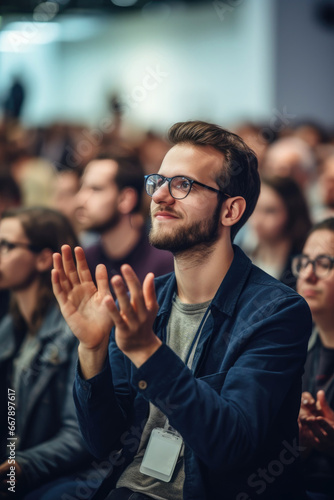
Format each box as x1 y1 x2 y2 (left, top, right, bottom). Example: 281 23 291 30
75 160 121 233
149 144 225 254
297 229 334 319
53 171 80 224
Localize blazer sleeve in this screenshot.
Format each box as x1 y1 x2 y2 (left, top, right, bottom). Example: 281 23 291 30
131 294 312 469
73 330 136 459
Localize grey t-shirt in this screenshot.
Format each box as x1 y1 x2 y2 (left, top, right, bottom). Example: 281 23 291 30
116 294 211 499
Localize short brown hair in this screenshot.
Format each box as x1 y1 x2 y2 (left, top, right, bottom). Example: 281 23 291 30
168 120 260 240
95 152 144 213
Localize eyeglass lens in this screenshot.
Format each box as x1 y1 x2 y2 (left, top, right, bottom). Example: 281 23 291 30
0 240 32 254
293 255 334 278
146 175 192 200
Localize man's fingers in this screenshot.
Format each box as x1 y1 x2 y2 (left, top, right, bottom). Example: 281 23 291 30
108 267 158 336
53 252 73 294
96 264 111 296
73 246 94 284
51 269 77 318
60 245 81 286
143 272 159 313
51 269 65 306
52 255 72 299
103 294 125 328
111 274 137 325
119 265 147 319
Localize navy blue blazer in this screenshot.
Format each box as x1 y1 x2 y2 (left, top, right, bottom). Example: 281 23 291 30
74 246 312 500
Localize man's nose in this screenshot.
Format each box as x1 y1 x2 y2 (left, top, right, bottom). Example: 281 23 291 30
75 188 88 207
151 181 174 204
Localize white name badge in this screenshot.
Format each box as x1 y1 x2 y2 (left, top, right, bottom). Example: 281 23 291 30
140 428 183 482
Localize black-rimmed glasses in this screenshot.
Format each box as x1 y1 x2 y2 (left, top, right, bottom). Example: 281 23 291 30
144 174 231 200
0 239 39 255
292 254 334 279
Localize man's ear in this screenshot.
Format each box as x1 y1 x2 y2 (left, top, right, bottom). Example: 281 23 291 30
118 187 139 215
220 196 246 229
36 248 53 272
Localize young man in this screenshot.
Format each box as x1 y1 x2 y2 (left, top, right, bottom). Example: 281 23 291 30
75 153 173 285
52 121 312 500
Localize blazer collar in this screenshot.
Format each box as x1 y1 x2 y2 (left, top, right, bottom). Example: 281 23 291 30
156 245 252 319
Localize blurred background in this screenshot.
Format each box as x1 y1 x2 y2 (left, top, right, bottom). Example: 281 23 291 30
1 0 333 131
0 0 334 245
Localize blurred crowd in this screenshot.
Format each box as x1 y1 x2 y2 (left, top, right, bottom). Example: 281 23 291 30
1 111 334 283
1 105 334 499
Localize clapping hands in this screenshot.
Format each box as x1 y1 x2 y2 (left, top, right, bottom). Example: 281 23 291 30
298 390 334 457
52 245 161 378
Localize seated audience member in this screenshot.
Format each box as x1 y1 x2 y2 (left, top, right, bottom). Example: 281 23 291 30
16 157 57 208
0 171 22 321
52 167 81 235
0 207 97 499
52 166 99 249
75 153 173 288
313 147 334 222
261 136 316 198
291 120 329 150
52 121 312 500
0 170 22 218
233 121 270 167
246 176 312 288
293 218 334 500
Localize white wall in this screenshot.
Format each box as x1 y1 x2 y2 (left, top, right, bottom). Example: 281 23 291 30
0 0 275 131
275 0 334 127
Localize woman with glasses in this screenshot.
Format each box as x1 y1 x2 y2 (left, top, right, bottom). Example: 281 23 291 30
0 207 96 499
246 176 312 289
292 217 334 500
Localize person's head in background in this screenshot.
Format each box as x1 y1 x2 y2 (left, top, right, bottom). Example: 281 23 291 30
249 176 312 286
52 167 81 234
232 121 270 167
318 148 334 216
251 176 312 253
261 136 315 193
75 153 144 235
0 170 21 217
294 218 334 342
290 119 329 150
0 207 78 333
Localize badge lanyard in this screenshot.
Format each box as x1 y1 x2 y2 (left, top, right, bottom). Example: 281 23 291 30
140 306 211 482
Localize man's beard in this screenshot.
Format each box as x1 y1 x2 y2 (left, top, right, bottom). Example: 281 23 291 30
78 211 121 234
149 199 222 255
